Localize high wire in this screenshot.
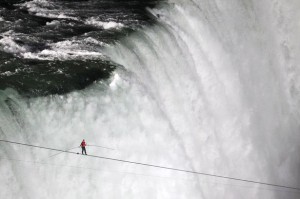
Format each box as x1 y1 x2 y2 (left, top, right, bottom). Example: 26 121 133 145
48 146 80 158
48 145 115 159
2 157 297 194
0 138 299 192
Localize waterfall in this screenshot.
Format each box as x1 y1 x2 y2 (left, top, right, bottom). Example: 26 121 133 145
1 0 300 198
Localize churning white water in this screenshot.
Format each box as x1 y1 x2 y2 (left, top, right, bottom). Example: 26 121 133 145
1 0 300 198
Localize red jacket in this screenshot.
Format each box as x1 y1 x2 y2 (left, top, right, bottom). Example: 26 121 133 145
80 140 86 147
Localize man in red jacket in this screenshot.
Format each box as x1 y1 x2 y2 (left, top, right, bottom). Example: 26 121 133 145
80 139 87 155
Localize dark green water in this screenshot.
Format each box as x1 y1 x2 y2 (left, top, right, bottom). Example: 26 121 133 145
0 0 161 96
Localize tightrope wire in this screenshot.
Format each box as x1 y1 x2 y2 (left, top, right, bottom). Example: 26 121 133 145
0 139 299 192
48 146 80 158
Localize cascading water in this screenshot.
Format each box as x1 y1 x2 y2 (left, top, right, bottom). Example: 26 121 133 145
1 0 300 198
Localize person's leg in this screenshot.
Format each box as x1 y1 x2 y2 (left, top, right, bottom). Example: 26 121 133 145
84 147 87 155
81 147 84 154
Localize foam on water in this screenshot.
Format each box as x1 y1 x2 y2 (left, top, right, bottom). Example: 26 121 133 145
45 20 60 26
85 17 125 30
19 0 79 21
0 36 27 55
0 32 104 60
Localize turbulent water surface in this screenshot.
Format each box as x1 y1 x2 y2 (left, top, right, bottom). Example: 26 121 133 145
1 0 300 199
0 0 158 96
